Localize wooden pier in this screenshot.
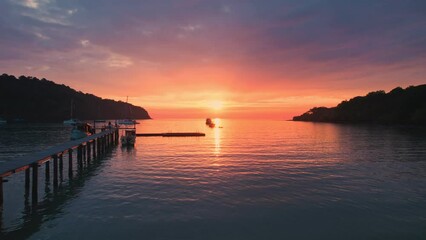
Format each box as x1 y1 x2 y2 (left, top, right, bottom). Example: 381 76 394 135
136 132 206 137
0 128 119 209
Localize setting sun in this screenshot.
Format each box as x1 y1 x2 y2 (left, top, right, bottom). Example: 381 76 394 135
209 100 224 111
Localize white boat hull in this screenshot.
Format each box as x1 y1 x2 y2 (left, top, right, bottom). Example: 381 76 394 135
64 119 79 125
70 129 89 140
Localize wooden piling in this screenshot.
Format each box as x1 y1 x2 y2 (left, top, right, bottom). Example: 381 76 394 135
59 154 63 182
0 128 116 211
45 161 50 182
31 163 38 204
25 168 30 198
87 142 91 162
77 145 83 169
68 149 73 178
101 136 105 154
97 138 100 156
93 139 97 159
0 177 3 207
53 155 58 189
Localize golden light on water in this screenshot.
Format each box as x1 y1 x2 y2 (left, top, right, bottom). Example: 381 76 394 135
213 118 221 155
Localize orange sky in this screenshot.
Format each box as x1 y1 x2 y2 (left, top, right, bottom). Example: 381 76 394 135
1 1 425 119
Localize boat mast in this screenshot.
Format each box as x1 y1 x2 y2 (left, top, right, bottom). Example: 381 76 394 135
70 98 74 119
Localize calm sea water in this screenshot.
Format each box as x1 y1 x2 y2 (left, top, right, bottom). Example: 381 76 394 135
1 119 426 240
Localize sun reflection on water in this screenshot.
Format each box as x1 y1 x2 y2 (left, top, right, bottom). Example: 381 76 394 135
213 118 221 155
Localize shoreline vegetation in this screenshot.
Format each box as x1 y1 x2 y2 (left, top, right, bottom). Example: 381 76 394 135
293 84 426 125
0 74 151 122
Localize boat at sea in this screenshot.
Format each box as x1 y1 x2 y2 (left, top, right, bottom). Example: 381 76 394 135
118 97 139 125
121 129 136 146
119 96 138 146
64 99 80 125
205 118 215 128
70 122 93 140
63 118 79 125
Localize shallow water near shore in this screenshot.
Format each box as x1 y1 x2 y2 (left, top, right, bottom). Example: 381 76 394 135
1 119 426 239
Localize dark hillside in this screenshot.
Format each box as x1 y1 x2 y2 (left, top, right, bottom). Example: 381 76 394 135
0 74 151 122
293 85 426 125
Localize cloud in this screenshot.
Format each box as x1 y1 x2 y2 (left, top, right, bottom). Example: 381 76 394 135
180 24 202 32
1 0 426 115
80 39 90 47
13 0 43 9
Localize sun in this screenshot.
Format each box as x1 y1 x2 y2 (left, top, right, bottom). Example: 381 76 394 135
209 100 224 111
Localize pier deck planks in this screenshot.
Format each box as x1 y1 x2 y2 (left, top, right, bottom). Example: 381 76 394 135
0 129 116 177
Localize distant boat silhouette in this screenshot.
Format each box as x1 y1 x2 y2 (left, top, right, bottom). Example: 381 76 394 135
119 96 137 146
63 99 79 125
70 122 93 140
205 118 215 128
118 96 139 125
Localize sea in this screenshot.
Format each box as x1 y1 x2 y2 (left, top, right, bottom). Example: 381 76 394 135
0 119 426 240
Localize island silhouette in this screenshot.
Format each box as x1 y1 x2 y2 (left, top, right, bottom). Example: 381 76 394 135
293 85 426 125
0 74 151 122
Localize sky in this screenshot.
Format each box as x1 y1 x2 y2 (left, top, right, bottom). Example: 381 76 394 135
1 0 426 119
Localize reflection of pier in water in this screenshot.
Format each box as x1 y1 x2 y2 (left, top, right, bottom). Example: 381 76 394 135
0 129 120 239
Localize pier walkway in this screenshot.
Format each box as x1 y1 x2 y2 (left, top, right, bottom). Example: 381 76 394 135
0 128 119 208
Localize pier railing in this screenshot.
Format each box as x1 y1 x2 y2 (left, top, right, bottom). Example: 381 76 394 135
0 128 119 208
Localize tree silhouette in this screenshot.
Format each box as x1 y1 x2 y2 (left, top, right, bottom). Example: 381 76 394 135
293 85 426 125
0 74 151 122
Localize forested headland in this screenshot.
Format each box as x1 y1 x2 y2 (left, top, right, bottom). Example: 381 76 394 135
0 74 151 122
293 85 426 125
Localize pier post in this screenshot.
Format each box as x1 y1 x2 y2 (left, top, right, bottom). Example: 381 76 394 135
104 135 107 149
31 163 38 204
93 139 97 159
25 168 30 199
106 134 109 148
101 136 105 154
87 142 91 162
116 129 119 143
59 154 63 182
104 135 107 152
97 138 101 156
0 177 3 208
45 161 50 183
77 145 83 169
53 155 58 190
68 149 73 178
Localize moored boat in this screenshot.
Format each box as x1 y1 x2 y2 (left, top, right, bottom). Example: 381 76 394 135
64 99 79 125
121 129 136 146
63 118 79 125
70 123 93 140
